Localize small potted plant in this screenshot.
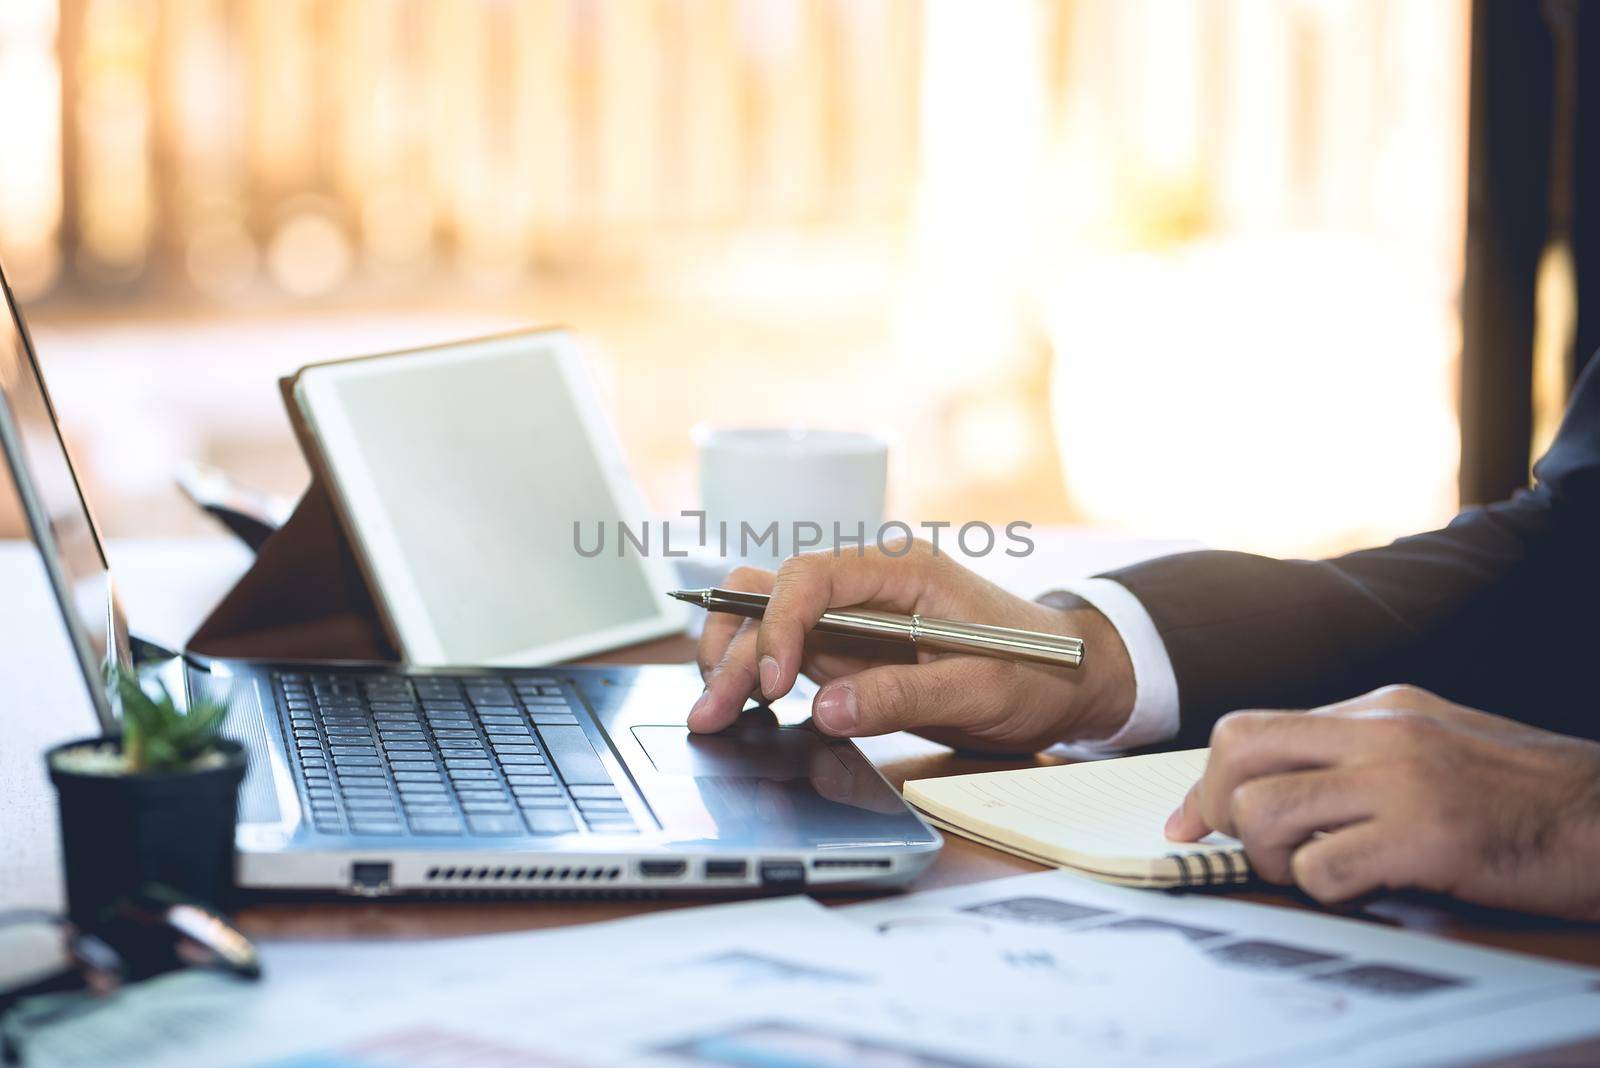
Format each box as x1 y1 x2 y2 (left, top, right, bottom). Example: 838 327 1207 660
46 668 246 944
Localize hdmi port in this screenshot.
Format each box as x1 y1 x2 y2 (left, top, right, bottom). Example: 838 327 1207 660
640 859 687 878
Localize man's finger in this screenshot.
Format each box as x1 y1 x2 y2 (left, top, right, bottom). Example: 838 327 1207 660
1167 713 1395 842
696 567 774 679
810 658 1006 738
1187 710 1415 835
1223 768 1383 882
754 545 940 702
1165 783 1208 842
1290 820 1412 904
689 620 762 733
798 646 902 687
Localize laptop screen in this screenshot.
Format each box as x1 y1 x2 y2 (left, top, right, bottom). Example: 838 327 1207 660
0 268 118 728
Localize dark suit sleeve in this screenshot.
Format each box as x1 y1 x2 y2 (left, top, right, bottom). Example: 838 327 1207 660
1103 356 1600 747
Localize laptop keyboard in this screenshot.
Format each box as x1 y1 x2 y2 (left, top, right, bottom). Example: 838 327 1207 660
275 672 639 838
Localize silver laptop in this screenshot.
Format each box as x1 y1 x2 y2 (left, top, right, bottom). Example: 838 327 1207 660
0 266 941 897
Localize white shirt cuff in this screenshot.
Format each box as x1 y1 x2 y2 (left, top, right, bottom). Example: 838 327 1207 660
1046 576 1180 755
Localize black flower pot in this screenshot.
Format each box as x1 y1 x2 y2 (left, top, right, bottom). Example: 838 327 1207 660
46 737 247 941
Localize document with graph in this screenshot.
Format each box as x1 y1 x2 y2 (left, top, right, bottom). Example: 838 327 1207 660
903 748 1248 887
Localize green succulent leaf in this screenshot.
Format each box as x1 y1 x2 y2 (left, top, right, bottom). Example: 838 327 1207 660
105 665 228 773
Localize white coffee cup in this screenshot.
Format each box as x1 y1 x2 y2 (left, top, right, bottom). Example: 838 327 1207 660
694 427 888 566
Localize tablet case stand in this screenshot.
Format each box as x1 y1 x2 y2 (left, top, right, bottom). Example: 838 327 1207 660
186 373 399 663
187 475 397 662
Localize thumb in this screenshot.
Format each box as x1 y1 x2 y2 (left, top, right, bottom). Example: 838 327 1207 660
1164 783 1210 842
811 659 1000 738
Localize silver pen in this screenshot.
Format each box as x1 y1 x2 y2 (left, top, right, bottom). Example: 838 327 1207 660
668 587 1084 669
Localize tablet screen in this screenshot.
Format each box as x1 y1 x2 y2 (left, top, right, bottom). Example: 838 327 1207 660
297 333 679 664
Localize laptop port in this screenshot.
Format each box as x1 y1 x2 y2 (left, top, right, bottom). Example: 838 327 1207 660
812 858 893 870
350 862 392 895
705 860 749 879
640 859 687 878
759 860 806 887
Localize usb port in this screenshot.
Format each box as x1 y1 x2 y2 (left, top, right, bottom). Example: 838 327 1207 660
640 859 687 878
759 860 806 887
705 860 749 878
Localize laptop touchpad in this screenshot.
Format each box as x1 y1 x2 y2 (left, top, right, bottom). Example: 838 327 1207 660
632 724 848 779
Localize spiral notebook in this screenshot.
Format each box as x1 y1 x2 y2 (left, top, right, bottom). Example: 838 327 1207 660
903 748 1249 888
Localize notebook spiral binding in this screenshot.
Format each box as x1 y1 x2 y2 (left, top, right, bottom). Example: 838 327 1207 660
1167 849 1250 888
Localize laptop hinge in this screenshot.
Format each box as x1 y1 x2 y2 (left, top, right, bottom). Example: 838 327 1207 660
130 633 182 667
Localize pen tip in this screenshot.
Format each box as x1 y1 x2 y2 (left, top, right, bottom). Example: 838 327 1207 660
666 589 693 603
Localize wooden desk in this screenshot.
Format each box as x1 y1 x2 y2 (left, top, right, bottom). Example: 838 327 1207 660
235 633 1600 972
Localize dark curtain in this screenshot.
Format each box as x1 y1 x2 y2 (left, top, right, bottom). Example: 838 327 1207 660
1459 0 1600 506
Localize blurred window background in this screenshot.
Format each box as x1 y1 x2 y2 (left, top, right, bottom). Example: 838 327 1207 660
0 0 1469 557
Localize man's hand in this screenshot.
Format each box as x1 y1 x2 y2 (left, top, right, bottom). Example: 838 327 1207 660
1166 684 1600 920
689 539 1135 754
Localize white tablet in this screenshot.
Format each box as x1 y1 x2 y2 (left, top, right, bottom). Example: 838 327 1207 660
292 329 685 665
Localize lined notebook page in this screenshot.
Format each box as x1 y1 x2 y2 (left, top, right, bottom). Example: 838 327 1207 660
905 749 1239 873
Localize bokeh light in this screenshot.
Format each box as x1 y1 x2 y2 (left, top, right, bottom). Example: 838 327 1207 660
0 1 1471 559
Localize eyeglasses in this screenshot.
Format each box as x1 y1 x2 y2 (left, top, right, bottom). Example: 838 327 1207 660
0 908 129 1065
0 892 259 1066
